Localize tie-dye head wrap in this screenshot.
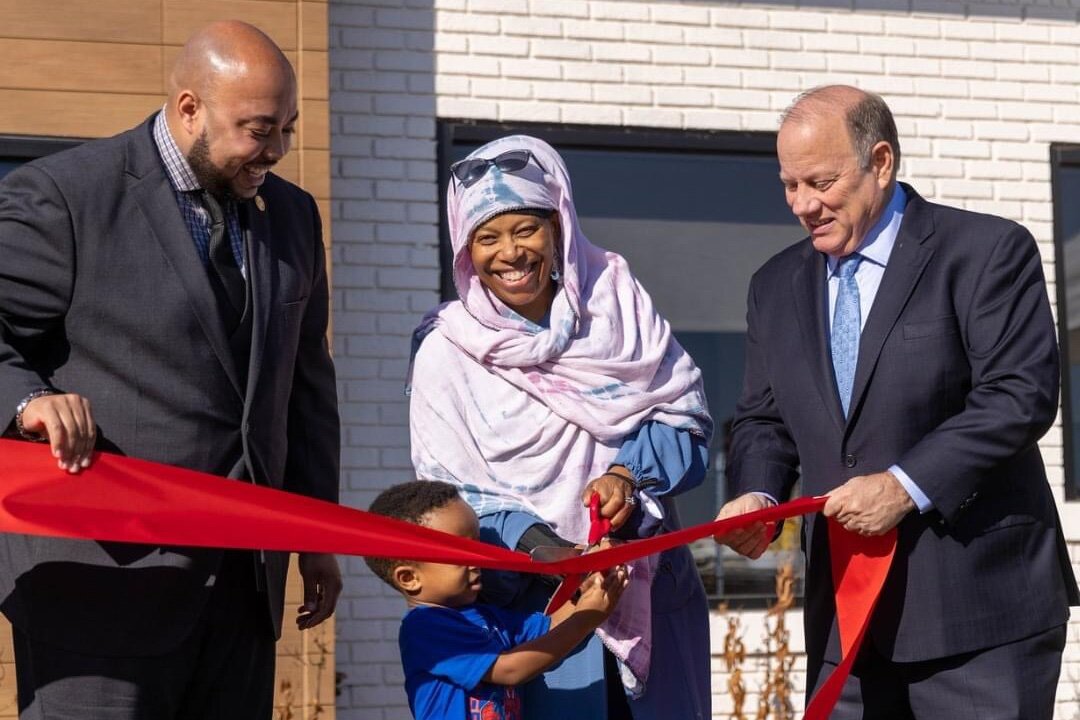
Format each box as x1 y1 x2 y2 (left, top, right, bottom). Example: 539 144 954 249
424 133 710 438
447 134 584 334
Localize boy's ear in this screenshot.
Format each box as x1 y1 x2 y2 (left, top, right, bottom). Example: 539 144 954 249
393 564 422 595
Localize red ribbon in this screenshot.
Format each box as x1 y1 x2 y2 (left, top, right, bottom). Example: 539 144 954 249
0 439 893 715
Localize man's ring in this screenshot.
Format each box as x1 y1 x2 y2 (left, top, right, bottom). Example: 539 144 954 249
624 493 637 508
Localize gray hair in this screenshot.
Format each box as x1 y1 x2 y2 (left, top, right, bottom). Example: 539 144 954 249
781 86 901 174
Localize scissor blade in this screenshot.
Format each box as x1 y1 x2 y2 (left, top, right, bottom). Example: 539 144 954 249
545 572 585 615
529 545 583 564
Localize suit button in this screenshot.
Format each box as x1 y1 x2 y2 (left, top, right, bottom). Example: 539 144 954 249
843 454 857 468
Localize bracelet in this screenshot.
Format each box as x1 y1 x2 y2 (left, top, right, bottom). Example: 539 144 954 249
603 469 635 489
603 469 660 494
15 389 56 442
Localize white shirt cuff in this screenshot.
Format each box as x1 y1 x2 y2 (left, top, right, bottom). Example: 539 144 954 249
889 464 933 513
750 491 779 507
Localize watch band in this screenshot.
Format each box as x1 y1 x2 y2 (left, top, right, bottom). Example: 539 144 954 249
15 388 57 442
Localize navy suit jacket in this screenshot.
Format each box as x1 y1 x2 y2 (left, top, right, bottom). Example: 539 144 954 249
731 183 1078 665
0 116 339 656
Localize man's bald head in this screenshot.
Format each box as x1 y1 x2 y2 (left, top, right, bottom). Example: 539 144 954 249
168 20 294 106
780 85 900 178
164 21 298 200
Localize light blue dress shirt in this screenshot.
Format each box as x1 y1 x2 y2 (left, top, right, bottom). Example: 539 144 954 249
824 184 933 513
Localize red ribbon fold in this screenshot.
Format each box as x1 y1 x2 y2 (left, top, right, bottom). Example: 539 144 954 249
0 439 893 716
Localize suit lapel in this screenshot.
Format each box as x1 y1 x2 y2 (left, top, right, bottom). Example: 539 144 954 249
791 244 847 432
240 195 274 405
125 124 243 396
847 186 935 427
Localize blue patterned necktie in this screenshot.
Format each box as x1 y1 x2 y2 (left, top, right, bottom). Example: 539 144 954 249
832 254 863 417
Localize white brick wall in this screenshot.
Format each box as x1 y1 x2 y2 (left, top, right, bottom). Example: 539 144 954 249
330 1 1080 717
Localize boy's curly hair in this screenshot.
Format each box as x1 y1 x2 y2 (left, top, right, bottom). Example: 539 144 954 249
364 480 462 587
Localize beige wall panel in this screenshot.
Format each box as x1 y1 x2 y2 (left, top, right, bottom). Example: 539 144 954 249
163 1 297 51
301 50 328 101
300 100 329 151
301 2 328 51
0 619 14 718
0 0 161 44
302 149 329 199
0 89 161 138
273 153 299 186
275 566 337 718
0 40 162 95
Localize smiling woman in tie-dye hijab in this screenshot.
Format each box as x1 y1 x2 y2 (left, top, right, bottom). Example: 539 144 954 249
408 135 713 719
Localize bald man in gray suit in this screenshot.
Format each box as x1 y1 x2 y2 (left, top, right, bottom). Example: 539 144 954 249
0 21 341 719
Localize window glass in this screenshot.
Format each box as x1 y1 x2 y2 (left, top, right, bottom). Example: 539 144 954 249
0 137 81 181
0 160 22 180
443 127 805 604
1055 153 1080 498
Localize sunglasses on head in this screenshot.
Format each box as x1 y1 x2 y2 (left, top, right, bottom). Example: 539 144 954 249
450 149 546 189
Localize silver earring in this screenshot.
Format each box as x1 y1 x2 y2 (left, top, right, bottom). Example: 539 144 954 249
550 268 561 282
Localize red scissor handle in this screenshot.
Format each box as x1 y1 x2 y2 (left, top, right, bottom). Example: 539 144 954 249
545 492 612 615
587 492 611 546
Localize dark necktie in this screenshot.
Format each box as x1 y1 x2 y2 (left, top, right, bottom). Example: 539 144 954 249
831 254 863 417
201 191 245 329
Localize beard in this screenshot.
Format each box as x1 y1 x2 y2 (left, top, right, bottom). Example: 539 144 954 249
186 130 235 201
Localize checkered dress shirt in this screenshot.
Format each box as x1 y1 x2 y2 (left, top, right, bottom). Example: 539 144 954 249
152 111 245 273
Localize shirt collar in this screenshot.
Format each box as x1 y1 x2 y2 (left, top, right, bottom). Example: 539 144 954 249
152 108 201 194
828 183 907 276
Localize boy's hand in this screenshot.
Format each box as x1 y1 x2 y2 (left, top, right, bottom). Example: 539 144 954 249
575 565 629 619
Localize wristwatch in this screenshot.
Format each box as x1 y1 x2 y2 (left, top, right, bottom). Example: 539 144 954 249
14 388 56 442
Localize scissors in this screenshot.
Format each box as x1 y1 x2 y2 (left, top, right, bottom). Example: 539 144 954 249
538 493 612 615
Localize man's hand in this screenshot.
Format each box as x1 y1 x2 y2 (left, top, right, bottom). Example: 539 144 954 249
824 471 915 536
713 493 775 559
296 552 342 630
20 393 96 473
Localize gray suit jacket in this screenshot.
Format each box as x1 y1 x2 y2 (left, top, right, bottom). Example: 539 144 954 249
0 116 339 656
731 184 1078 667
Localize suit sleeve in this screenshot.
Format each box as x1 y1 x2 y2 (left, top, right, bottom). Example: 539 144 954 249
897 224 1059 523
0 164 75 428
727 277 801 502
282 195 340 503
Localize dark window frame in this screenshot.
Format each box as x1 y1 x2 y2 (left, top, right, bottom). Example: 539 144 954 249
0 134 83 163
1051 143 1080 500
436 119 777 300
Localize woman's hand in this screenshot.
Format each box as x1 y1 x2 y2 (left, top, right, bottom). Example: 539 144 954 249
581 466 636 531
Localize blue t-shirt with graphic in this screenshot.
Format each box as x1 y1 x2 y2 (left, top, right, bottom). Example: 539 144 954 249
400 604 550 720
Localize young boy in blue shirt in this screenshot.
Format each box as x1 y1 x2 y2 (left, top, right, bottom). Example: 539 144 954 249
367 480 628 720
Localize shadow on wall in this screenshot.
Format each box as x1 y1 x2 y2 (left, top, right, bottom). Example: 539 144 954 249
328 0 438 716
679 0 1080 20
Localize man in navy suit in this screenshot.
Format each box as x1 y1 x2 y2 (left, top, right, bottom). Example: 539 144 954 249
0 21 340 719
716 85 1078 718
